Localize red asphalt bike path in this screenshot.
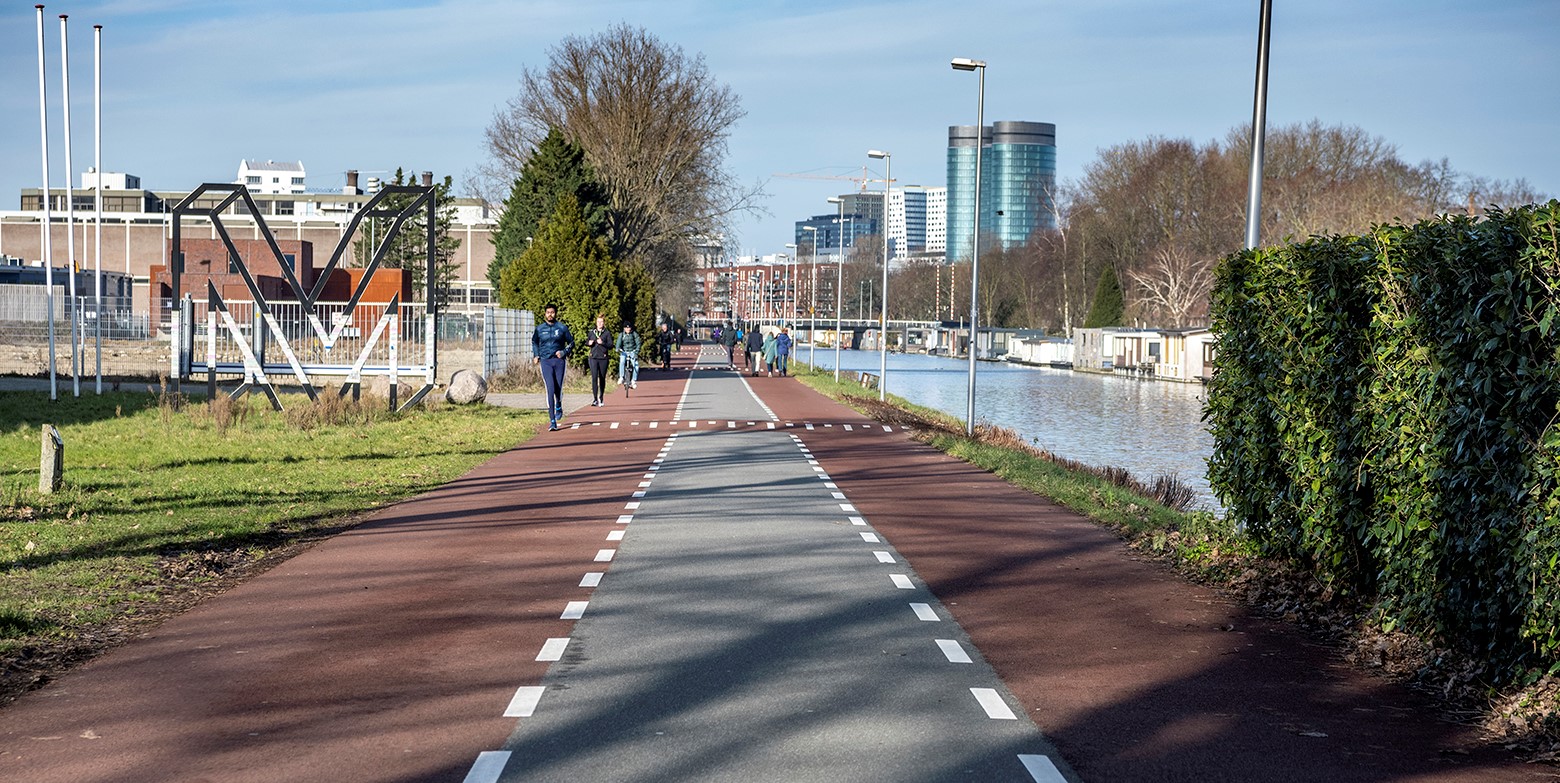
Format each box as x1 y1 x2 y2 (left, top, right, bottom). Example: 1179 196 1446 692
745 371 1550 782
0 348 704 783
0 344 1549 782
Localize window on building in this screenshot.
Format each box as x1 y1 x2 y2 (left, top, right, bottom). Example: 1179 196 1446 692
275 201 294 216
290 177 304 186
245 175 261 185
281 254 296 273
272 177 280 184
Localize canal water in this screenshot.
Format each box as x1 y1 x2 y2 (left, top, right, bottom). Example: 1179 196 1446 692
798 348 1219 512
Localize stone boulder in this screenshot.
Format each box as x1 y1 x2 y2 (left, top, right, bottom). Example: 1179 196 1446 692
366 375 414 402
445 369 489 405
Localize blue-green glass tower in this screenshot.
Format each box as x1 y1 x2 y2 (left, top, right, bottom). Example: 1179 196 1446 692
946 121 1056 263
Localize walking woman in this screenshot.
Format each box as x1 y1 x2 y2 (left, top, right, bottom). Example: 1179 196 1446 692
776 326 794 376
585 313 611 407
762 327 778 377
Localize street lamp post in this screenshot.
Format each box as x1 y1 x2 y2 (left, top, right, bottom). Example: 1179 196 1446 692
952 56 986 437
802 225 818 367
782 244 796 326
827 196 846 381
867 150 891 401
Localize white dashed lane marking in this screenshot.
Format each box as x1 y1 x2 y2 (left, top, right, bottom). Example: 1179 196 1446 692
850 517 867 526
606 530 625 541
972 688 1018 720
463 750 511 783
890 574 914 589
594 550 616 563
860 532 880 543
874 551 895 564
936 639 973 664
580 572 603 588
561 601 589 619
537 637 570 662
910 603 940 621
1018 754 1068 782
616 515 634 524
503 688 545 718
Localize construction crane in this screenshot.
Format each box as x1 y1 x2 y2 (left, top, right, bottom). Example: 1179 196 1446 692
771 165 892 191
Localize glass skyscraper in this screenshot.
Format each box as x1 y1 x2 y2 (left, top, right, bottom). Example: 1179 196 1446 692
945 120 1057 263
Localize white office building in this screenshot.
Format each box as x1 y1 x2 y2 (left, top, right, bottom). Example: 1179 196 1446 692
236 160 307 195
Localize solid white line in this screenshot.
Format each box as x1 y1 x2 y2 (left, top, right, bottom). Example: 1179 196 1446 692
580 572 603 587
890 574 914 589
860 532 880 543
1018 755 1067 783
537 637 570 662
675 370 696 422
562 601 589 619
910 603 939 621
606 529 625 541
463 751 512 783
503 686 546 717
625 502 641 509
972 688 1018 720
874 551 895 563
840 503 857 512
594 549 616 562
936 639 973 663
850 517 867 526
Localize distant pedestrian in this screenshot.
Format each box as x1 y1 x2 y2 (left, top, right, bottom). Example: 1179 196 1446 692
615 321 641 388
776 326 793 376
532 304 574 431
585 313 611 407
656 323 675 370
745 324 764 375
674 325 684 352
762 328 778 377
720 320 739 370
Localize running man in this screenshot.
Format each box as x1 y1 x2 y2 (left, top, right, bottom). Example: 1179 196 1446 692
532 304 574 431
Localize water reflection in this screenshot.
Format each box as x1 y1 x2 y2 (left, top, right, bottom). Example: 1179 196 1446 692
801 349 1218 512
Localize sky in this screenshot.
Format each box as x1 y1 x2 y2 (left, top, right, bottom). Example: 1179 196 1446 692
2 0 1557 257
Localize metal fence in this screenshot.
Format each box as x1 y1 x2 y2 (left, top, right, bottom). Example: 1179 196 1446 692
182 298 435 384
483 306 533 378
0 284 149 342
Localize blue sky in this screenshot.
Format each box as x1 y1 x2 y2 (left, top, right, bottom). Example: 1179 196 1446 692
2 0 1556 256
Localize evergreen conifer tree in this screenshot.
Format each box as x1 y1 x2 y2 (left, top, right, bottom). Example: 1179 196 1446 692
499 195 650 366
489 128 611 289
1082 264 1125 328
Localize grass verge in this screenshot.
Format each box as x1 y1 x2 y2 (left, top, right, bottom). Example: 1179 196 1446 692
0 389 541 703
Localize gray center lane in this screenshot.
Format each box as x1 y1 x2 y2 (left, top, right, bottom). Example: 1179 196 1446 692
493 366 1071 782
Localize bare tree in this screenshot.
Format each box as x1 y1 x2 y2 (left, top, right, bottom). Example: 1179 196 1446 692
483 24 764 284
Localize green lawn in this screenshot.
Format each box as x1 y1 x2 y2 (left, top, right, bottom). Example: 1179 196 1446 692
0 391 540 661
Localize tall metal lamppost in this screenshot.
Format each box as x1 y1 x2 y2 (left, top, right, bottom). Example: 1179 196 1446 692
827 196 846 381
952 56 986 437
867 149 891 401
802 225 818 366
782 244 795 325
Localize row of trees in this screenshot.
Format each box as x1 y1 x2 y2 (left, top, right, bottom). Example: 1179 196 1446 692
869 121 1543 331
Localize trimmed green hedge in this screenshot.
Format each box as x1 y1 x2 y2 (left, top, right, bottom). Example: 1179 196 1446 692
1208 202 1560 675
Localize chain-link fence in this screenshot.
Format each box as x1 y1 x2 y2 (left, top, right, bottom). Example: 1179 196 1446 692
483 306 533 378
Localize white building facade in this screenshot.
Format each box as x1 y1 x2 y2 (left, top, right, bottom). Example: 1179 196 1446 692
236 160 306 195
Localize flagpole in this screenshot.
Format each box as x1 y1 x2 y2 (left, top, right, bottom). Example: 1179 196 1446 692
35 5 58 400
